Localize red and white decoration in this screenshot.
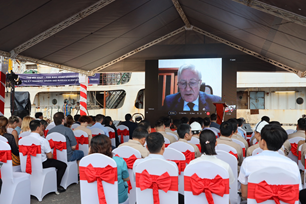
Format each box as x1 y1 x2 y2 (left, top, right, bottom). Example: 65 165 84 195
0 60 8 116
79 74 88 116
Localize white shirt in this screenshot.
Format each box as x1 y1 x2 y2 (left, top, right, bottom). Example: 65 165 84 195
190 154 235 185
28 132 52 162
238 150 302 189
183 97 199 111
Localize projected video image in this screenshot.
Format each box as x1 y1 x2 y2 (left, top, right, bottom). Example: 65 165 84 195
158 58 222 113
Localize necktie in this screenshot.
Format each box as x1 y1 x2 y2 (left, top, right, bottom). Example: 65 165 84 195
187 102 195 111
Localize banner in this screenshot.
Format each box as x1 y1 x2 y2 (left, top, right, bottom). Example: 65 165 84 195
18 73 100 86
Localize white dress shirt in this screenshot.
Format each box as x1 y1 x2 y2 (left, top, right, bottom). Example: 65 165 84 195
183 97 199 111
28 132 52 162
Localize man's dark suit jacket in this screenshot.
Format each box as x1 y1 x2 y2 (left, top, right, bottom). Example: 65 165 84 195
121 121 138 139
210 122 220 129
162 91 222 112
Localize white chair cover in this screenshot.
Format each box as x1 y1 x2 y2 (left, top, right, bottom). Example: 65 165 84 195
71 123 80 130
164 137 170 147
210 127 220 137
252 147 263 156
90 128 105 137
0 136 8 142
117 125 130 143
298 144 304 170
216 144 238 159
46 122 55 131
73 130 89 156
166 132 178 140
247 167 300 204
134 158 178 204
232 138 246 158
113 146 141 204
216 150 239 204
79 153 118 204
19 131 31 139
184 161 230 204
188 137 200 145
0 140 31 204
286 129 295 135
46 132 78 189
19 136 57 201
287 137 304 163
106 126 116 147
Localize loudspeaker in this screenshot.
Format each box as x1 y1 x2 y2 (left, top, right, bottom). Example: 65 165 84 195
12 92 31 119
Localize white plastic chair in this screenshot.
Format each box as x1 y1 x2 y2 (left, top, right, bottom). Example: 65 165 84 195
247 167 300 204
45 122 55 135
164 137 171 148
0 140 31 204
232 139 246 158
287 137 304 163
286 129 295 135
19 136 57 201
298 145 304 170
73 130 89 156
117 125 130 143
134 158 178 204
0 136 8 142
210 127 220 137
71 123 80 130
184 161 230 204
216 144 238 160
216 150 239 204
46 132 78 189
107 126 116 147
19 131 31 139
90 128 105 137
166 132 178 140
113 146 141 204
163 147 186 196
79 153 118 204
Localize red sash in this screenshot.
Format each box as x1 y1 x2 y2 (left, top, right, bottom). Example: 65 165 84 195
182 150 195 164
118 129 129 143
291 143 298 157
185 174 229 204
170 160 186 174
242 148 245 157
0 150 12 163
48 139 66 160
248 181 299 204
299 150 301 160
196 144 201 152
80 164 118 204
19 144 41 174
44 129 49 137
109 132 115 139
136 170 178 204
75 135 89 150
92 134 98 137
165 144 169 148
229 151 238 159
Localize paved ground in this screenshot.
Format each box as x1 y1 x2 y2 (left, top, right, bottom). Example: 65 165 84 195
31 183 81 204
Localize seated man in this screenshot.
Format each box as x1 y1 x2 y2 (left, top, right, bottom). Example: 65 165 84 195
177 123 201 158
155 119 176 143
210 113 220 129
238 124 302 199
163 117 179 139
133 132 177 171
29 120 67 193
118 126 149 158
203 117 218 137
217 121 243 166
35 112 43 120
237 118 246 139
138 120 151 134
190 121 202 139
121 113 138 139
246 120 269 157
48 112 84 162
90 114 109 137
227 118 249 155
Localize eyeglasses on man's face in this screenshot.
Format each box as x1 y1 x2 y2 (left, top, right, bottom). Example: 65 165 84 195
177 80 200 89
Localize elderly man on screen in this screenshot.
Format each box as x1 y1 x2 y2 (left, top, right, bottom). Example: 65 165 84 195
162 64 222 112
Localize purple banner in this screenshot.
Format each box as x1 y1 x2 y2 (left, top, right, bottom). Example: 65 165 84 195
18 73 100 86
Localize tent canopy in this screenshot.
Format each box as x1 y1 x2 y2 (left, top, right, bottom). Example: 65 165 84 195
0 0 306 76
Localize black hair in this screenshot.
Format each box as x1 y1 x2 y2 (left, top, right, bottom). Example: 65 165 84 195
95 114 105 123
125 114 132 121
269 121 282 126
40 120 48 128
35 112 43 119
155 119 164 128
203 117 211 126
220 121 233 137
163 117 171 127
177 123 191 139
196 117 204 127
30 120 41 132
53 112 64 125
298 118 306 130
237 118 243 127
146 132 164 153
132 126 148 139
261 116 270 123
103 116 111 126
138 120 151 131
173 119 182 129
181 117 189 124
74 114 81 122
189 117 196 125
261 124 287 151
200 129 217 155
227 118 238 133
210 113 217 121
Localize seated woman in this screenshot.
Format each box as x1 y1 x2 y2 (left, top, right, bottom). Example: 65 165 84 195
89 135 129 204
20 116 34 134
103 116 119 147
190 129 235 185
7 116 19 146
65 115 74 129
74 116 93 145
0 116 20 166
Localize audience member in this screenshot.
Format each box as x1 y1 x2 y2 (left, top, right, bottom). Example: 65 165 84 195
155 119 176 143
118 126 149 158
190 129 235 185
21 116 34 134
181 116 189 124
35 112 43 120
190 122 202 139
177 123 201 158
227 118 249 154
269 121 282 126
29 120 67 193
261 116 270 123
210 113 220 129
163 117 179 139
103 116 119 146
238 124 302 199
237 118 246 139
15 116 22 135
189 117 196 125
48 112 84 162
73 115 81 125
138 120 151 134
0 116 20 166
217 121 243 166
74 116 93 146
121 113 138 139
90 114 109 137
290 118 306 140
172 119 181 132
89 135 129 203
246 121 269 157
40 119 48 136
203 117 218 137
195 117 204 129
65 115 74 129
7 116 19 145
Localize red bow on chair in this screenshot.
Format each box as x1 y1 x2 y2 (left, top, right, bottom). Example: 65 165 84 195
290 143 298 157
242 148 246 157
182 150 195 164
165 144 169 148
75 135 89 150
229 151 238 159
170 160 186 174
136 170 178 204
44 129 49 137
117 129 129 144
0 150 12 163
185 174 229 204
248 181 299 204
109 132 115 139
19 144 41 174
48 139 66 160
79 164 118 204
196 144 201 152
299 151 302 160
